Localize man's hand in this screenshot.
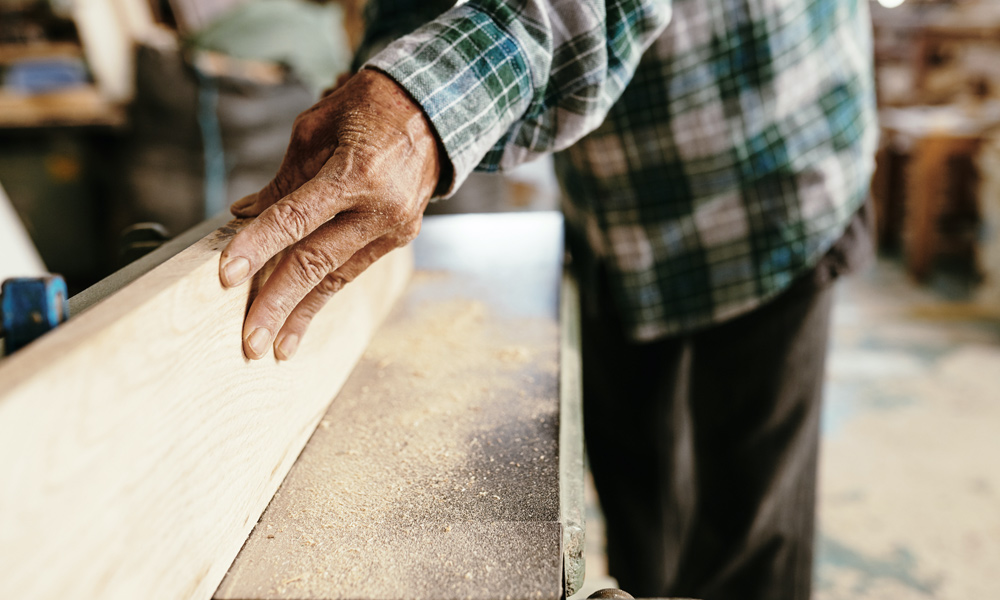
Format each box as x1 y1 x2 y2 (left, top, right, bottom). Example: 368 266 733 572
219 69 441 361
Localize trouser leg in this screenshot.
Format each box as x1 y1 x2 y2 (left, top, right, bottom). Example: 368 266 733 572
581 303 696 595
674 281 833 600
582 278 834 600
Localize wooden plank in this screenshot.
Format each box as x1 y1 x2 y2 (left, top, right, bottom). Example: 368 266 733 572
214 213 567 600
0 42 84 63
0 218 413 600
0 87 125 129
69 214 230 316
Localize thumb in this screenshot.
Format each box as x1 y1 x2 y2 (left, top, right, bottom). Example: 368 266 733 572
230 172 295 217
230 192 260 217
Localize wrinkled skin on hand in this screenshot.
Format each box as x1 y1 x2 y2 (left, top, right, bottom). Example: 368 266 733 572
219 69 441 360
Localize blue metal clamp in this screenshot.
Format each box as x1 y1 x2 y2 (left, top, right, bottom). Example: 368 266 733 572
1 276 70 355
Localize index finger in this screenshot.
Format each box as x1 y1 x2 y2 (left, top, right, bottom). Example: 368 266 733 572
219 177 348 288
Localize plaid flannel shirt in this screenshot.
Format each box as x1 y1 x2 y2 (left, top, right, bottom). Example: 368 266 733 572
361 0 877 341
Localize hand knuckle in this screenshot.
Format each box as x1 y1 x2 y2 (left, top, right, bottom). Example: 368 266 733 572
382 200 412 225
292 248 331 284
272 202 311 239
395 220 421 247
292 110 317 134
403 219 422 240
317 273 348 295
340 269 359 285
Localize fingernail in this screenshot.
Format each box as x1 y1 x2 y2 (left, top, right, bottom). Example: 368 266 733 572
246 327 272 358
222 257 250 286
275 334 300 361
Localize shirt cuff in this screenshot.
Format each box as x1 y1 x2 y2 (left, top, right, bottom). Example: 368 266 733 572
363 4 534 196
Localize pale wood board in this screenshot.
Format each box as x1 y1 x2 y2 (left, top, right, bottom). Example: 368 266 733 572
69 214 231 316
0 218 413 600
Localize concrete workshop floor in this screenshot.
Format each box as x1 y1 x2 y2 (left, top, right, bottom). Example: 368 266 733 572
571 258 1000 600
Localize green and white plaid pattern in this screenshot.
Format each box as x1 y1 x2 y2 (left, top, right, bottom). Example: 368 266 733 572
364 0 877 341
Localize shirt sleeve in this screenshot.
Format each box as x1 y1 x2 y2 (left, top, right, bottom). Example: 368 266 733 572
363 0 673 194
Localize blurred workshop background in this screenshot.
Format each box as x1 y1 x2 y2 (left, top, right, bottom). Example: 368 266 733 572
0 0 997 598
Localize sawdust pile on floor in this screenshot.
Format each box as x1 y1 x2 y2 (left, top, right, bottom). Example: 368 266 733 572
217 274 562 600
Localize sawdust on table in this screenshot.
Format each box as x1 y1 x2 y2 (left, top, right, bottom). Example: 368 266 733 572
219 278 562 600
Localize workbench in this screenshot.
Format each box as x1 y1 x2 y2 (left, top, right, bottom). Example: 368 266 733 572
0 211 583 600
216 212 584 600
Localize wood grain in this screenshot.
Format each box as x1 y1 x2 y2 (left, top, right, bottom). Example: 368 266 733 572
0 218 413 600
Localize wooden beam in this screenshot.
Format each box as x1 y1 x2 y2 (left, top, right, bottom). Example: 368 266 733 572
0 87 125 129
0 218 412 600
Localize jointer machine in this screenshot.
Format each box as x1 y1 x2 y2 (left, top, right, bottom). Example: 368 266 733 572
0 212 586 600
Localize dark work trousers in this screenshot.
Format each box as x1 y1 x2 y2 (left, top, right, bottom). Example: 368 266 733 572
582 274 834 600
